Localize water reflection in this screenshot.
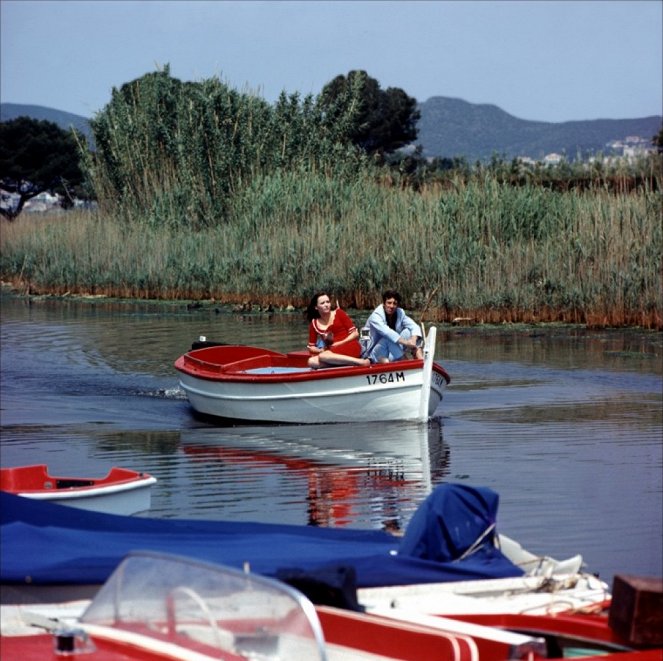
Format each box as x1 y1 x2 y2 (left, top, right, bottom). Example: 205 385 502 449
177 420 450 531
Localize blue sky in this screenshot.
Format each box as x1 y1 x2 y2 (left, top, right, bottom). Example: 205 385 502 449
1 0 661 123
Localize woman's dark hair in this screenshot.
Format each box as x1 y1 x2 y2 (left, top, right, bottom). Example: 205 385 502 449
306 291 329 321
382 289 402 305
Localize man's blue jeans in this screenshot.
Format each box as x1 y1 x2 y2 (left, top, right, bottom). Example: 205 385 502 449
368 328 414 362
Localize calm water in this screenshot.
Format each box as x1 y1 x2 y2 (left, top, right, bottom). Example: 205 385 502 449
1 292 661 586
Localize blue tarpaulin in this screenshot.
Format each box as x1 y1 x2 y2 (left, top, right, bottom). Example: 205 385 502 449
1 484 523 588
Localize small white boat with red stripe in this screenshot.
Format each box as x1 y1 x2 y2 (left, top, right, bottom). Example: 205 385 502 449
0 464 156 515
174 326 450 424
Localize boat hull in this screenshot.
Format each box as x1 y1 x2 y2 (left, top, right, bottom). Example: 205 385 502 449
359 573 611 617
17 483 155 516
175 327 449 424
0 465 156 516
178 364 447 423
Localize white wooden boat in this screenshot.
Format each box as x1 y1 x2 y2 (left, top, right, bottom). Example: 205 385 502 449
366 577 662 660
0 464 156 515
359 571 611 618
174 326 450 424
354 495 612 618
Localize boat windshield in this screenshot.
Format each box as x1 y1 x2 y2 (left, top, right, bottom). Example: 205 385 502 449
81 550 328 660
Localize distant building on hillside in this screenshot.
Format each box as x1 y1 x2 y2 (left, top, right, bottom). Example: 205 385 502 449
542 153 563 166
24 191 61 212
606 135 654 160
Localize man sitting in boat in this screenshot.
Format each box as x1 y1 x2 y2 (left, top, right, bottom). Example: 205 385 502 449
306 292 371 369
361 290 424 363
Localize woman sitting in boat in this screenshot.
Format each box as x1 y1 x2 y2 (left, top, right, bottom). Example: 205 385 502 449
306 292 370 369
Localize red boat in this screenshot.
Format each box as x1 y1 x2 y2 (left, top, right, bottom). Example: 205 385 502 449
2 553 660 661
0 464 156 515
444 610 662 661
0 551 549 661
383 574 663 661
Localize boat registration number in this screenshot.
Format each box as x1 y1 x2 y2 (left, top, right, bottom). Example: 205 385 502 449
432 372 445 388
365 372 405 385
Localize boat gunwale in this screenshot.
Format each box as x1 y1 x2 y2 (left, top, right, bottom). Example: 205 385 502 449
12 478 157 500
0 465 157 497
175 346 451 386
444 612 655 654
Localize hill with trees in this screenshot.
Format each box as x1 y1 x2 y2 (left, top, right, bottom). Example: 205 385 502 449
0 116 87 219
417 96 661 162
0 103 94 147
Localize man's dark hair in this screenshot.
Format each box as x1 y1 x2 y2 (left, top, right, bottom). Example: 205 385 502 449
382 290 402 304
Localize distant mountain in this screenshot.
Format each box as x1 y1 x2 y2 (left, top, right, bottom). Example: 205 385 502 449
0 103 94 146
2 100 661 163
417 97 662 162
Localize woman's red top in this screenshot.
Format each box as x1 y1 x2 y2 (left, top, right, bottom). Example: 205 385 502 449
308 309 362 358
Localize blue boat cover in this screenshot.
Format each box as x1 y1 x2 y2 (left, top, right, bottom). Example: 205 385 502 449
0 484 523 588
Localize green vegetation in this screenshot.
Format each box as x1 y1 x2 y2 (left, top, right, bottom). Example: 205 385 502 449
2 168 660 328
83 67 369 230
319 70 419 155
0 117 87 219
1 68 661 329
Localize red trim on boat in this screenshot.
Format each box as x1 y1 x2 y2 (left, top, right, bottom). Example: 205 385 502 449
174 345 451 385
0 465 153 494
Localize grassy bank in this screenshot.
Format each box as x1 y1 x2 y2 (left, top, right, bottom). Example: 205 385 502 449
1 169 661 329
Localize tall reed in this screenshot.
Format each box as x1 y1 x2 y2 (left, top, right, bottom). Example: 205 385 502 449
2 170 660 328
83 68 366 230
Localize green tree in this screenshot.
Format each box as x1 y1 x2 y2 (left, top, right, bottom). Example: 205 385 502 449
85 67 368 230
318 70 420 156
0 117 85 220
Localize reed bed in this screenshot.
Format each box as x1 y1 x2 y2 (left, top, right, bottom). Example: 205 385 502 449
2 69 661 328
2 170 661 329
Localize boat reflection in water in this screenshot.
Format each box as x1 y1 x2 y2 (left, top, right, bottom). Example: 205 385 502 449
180 419 450 533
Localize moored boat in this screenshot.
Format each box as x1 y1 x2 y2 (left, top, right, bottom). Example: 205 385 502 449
0 464 156 516
358 571 611 619
0 550 550 661
441 582 663 661
2 553 659 661
174 326 450 424
359 601 663 661
0 485 521 603
0 483 607 616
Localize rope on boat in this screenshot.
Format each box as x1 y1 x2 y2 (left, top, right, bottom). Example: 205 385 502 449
522 574 612 615
457 523 497 561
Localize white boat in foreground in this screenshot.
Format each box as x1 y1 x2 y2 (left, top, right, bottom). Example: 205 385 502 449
0 464 156 515
174 326 450 424
359 569 611 618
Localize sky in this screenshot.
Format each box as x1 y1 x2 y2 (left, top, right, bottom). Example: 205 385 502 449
1 0 661 123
